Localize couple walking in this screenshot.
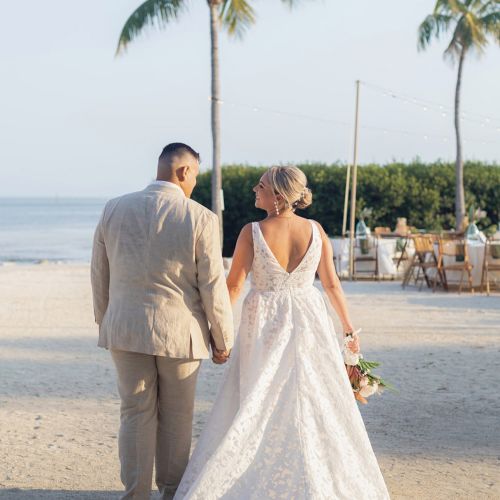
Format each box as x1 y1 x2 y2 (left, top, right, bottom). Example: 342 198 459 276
91 142 390 499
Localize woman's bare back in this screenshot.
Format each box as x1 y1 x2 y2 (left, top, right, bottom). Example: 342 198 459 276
258 215 314 274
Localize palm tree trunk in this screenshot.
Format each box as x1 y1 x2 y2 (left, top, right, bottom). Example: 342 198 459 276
454 46 466 231
209 1 223 246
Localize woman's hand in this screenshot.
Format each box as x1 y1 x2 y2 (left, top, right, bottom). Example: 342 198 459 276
212 348 230 365
344 330 360 353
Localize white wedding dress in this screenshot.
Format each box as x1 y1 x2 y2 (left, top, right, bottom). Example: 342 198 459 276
175 220 390 499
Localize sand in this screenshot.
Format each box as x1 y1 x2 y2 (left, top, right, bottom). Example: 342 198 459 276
0 263 499 499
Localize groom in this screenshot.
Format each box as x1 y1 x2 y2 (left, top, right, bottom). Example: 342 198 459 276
91 142 234 499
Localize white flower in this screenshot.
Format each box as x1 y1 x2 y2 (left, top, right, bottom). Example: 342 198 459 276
359 382 378 397
359 376 369 388
343 350 360 366
343 334 354 345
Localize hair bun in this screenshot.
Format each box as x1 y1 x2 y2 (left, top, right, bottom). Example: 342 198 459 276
267 165 313 211
295 187 312 210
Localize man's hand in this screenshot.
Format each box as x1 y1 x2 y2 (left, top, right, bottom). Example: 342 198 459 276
210 336 231 365
212 348 230 364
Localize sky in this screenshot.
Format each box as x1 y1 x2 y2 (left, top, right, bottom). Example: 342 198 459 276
0 0 499 197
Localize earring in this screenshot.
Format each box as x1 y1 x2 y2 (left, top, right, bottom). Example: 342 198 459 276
273 200 280 216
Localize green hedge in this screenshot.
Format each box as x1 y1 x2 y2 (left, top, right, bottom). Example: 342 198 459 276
192 161 500 256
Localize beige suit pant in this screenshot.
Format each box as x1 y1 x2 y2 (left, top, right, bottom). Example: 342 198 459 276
111 350 201 500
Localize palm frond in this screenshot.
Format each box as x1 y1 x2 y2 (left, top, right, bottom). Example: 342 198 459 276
465 10 489 46
116 0 186 55
418 14 452 49
469 0 488 13
434 0 461 15
420 0 499 59
475 0 498 17
479 11 500 43
444 15 468 59
220 0 256 37
444 10 489 60
448 0 470 15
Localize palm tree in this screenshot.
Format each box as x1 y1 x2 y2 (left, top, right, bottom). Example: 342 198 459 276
116 0 308 240
418 0 500 230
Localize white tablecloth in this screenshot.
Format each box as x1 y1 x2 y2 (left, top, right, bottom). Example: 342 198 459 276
330 237 412 278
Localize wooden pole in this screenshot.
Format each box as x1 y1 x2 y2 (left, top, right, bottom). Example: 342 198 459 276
209 1 223 246
349 80 361 280
342 162 351 237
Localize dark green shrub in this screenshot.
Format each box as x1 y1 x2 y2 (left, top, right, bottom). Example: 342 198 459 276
192 161 500 256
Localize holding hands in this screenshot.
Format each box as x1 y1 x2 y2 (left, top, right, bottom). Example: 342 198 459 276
210 336 231 364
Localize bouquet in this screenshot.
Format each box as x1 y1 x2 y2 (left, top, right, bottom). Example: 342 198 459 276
342 329 393 404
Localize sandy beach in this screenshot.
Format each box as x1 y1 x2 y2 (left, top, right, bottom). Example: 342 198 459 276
0 263 499 499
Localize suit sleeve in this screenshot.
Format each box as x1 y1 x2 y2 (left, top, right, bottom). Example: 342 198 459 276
195 213 234 351
90 208 110 325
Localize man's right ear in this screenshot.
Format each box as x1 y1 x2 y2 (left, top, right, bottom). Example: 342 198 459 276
177 165 189 182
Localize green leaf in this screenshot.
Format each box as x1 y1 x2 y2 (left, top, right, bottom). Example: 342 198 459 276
116 0 187 55
418 0 500 59
221 0 256 37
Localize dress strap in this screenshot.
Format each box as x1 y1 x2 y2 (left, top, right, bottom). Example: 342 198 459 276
251 222 259 252
309 219 319 243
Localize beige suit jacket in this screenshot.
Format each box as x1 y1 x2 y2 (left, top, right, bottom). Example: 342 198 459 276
91 183 234 359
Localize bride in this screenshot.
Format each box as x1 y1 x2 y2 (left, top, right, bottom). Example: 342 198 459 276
175 166 390 499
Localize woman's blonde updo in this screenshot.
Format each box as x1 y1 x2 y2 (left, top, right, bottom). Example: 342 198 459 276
267 165 313 211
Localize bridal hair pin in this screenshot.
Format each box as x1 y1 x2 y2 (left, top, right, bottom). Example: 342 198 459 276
291 187 311 210
291 188 306 210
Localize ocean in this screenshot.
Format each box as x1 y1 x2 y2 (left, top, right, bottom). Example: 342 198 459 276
0 198 106 263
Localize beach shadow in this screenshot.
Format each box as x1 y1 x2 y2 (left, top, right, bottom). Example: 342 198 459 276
406 293 500 310
0 335 96 352
0 335 115 399
356 342 500 459
0 338 223 400
1 335 499 460
335 280 500 303
0 489 122 500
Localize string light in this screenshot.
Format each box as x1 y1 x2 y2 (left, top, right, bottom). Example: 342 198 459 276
361 81 500 130
211 82 499 146
219 98 498 145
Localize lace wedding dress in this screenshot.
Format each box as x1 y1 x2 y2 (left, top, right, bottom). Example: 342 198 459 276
175 220 390 499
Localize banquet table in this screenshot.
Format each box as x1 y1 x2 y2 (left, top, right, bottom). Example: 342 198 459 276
329 237 413 279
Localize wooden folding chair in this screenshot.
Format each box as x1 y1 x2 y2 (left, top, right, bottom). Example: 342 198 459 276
353 236 379 280
394 235 411 272
481 240 500 295
435 237 473 293
440 230 465 240
402 235 440 290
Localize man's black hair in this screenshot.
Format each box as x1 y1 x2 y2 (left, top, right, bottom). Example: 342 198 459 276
159 143 200 162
